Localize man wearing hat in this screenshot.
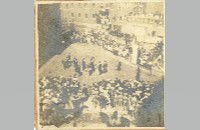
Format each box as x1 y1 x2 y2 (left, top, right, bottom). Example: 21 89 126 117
98 61 103 75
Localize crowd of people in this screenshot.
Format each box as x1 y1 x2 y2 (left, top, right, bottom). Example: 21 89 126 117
88 79 155 114
62 21 163 71
137 41 164 70
39 75 90 127
62 53 122 76
39 74 160 127
66 28 163 70
69 30 134 60
39 4 164 128
70 31 163 70
60 3 164 71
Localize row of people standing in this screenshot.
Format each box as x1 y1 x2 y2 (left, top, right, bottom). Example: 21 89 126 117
62 53 112 76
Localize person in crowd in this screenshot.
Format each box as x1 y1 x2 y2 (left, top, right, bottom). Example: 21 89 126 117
73 58 78 68
82 58 86 71
116 61 122 71
62 58 67 69
39 73 159 127
98 61 103 75
98 94 108 109
135 66 141 81
82 84 89 97
149 62 153 75
67 53 71 61
88 60 95 76
76 65 82 76
102 61 108 73
62 55 73 69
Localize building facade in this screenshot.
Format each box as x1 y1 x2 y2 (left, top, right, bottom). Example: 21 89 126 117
60 2 164 32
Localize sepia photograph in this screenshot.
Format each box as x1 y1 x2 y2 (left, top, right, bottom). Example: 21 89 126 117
34 0 165 129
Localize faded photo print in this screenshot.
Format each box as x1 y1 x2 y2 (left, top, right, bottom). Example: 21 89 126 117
35 0 165 129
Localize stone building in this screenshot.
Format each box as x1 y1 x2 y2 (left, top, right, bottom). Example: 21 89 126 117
60 2 163 27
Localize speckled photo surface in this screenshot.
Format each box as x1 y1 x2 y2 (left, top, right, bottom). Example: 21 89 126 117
34 0 165 130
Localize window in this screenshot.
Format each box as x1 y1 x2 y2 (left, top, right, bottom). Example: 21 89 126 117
93 3 95 6
78 13 81 17
71 3 74 6
71 13 74 17
66 4 68 8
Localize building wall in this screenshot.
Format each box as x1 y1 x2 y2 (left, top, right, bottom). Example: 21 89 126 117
60 4 99 32
60 2 164 31
60 3 102 28
38 4 67 68
60 2 137 28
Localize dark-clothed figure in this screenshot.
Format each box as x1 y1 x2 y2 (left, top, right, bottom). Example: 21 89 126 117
73 58 78 68
89 61 95 76
117 61 122 71
103 61 108 73
62 59 67 69
82 85 89 97
135 66 141 81
76 65 82 76
98 62 103 75
82 58 86 71
98 95 108 109
67 53 71 60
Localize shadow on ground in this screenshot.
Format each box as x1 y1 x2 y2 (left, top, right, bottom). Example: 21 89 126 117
134 78 164 127
38 4 69 68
